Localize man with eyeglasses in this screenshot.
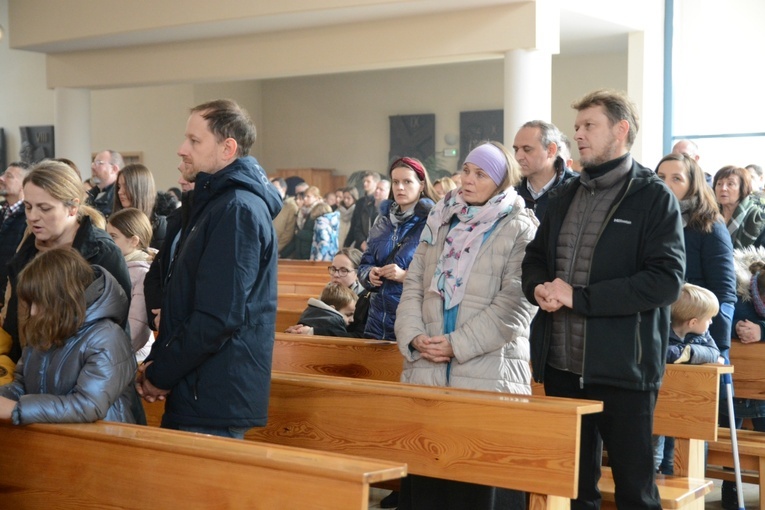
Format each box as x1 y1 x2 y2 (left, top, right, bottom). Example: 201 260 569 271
88 149 124 218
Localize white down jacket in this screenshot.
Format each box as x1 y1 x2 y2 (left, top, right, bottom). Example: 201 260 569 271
395 201 538 394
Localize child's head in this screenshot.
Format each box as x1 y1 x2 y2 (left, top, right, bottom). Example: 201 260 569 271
320 282 358 325
671 283 720 335
106 208 153 257
17 247 94 350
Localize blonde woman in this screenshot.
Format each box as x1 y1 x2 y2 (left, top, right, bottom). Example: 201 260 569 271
1 161 130 383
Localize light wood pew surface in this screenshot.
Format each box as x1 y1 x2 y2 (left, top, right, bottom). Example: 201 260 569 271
273 332 402 381
728 339 765 400
143 372 602 507
0 420 405 510
278 281 327 294
253 371 603 504
279 270 330 283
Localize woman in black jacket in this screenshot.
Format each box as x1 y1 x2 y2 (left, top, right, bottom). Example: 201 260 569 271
1 160 131 382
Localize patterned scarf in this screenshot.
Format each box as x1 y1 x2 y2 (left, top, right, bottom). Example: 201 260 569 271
421 187 517 309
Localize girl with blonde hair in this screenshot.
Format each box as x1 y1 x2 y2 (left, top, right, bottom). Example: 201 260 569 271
107 208 157 363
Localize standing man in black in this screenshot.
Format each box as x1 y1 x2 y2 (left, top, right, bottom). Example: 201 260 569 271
136 99 282 439
522 89 685 509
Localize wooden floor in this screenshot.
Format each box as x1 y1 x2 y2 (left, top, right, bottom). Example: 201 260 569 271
705 479 758 509
366 481 758 509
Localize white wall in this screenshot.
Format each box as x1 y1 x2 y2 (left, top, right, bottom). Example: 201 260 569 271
0 0 54 167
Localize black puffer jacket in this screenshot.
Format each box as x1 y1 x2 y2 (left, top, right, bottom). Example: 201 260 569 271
522 158 685 391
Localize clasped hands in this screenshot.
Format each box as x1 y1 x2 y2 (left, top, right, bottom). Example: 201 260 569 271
135 361 171 403
411 334 453 363
736 319 761 344
369 264 405 286
534 278 574 312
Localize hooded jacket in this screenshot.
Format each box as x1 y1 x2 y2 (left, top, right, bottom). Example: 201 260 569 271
4 215 132 364
145 156 282 428
0 266 141 425
522 158 685 391
358 198 434 340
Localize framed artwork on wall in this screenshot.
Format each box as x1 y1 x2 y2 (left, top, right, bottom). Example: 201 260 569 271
459 110 503 167
19 125 54 165
389 114 435 167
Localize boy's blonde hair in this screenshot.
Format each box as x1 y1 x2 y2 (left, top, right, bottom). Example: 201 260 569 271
320 282 358 310
671 283 719 325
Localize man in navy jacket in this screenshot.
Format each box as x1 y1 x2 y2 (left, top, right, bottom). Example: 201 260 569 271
137 99 282 439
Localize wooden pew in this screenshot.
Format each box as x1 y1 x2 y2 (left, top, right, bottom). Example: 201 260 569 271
0 420 405 510
707 340 765 509
278 292 314 311
279 270 330 284
273 332 402 381
143 333 402 428
600 363 732 510
279 259 330 269
276 309 302 332
278 281 326 295
143 373 603 509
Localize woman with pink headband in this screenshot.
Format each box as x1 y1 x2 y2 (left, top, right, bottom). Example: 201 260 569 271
357 157 439 341
395 141 539 510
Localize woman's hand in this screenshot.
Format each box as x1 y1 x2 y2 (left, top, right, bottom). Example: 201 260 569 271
285 325 314 335
0 396 17 421
411 334 452 363
736 320 762 344
369 267 384 287
378 264 407 283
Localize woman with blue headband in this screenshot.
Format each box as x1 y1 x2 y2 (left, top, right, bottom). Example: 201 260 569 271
395 141 539 510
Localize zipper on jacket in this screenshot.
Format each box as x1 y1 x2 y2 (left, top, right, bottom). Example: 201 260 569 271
194 370 200 401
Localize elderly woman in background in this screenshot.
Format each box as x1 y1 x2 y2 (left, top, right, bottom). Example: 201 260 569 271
395 141 538 510
714 165 765 249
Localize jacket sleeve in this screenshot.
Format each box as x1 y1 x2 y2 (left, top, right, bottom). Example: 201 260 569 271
703 222 737 350
571 183 685 316
395 241 429 360
688 331 722 363
93 242 133 311
449 218 538 362
521 210 554 305
14 324 135 425
128 267 152 352
146 201 272 390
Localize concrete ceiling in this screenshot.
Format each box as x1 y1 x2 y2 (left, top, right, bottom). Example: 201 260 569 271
10 1 630 56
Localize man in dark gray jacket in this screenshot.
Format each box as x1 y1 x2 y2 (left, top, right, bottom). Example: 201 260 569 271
136 99 282 439
522 89 685 510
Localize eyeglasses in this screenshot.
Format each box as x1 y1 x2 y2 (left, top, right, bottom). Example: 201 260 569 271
328 266 355 277
92 160 109 167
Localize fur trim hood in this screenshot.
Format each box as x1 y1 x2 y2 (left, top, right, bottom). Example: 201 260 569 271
734 245 765 301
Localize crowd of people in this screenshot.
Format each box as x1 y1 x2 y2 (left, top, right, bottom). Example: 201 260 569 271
0 91 764 510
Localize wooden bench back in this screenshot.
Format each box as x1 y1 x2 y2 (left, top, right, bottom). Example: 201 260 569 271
278 292 314 311
278 281 327 294
654 364 731 441
249 371 602 499
728 340 765 400
279 270 330 283
0 420 405 510
273 332 402 381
